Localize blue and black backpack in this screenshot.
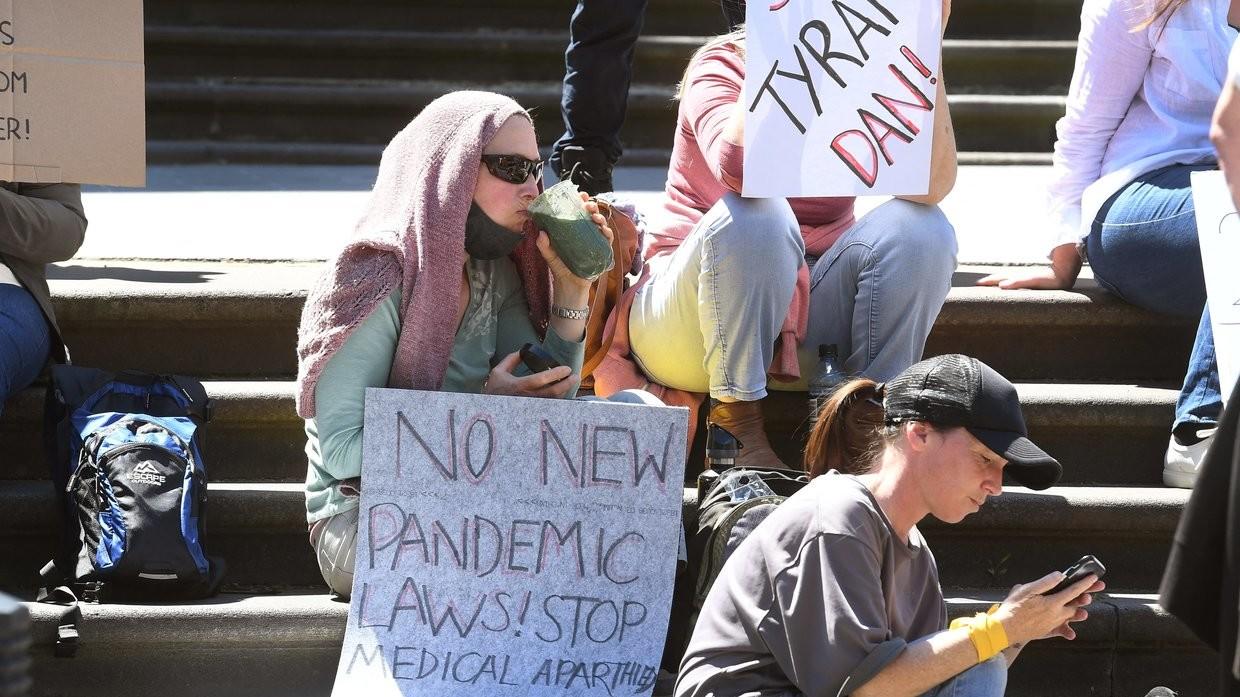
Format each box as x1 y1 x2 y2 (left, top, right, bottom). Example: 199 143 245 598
40 367 225 622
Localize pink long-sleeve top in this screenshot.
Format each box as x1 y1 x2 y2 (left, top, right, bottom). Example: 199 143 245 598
652 43 857 261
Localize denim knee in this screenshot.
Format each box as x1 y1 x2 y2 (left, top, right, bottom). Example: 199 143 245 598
708 193 805 270
867 200 957 289
924 655 1007 697
877 198 952 271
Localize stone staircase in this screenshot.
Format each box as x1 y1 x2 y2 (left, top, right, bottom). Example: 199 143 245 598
0 1 1222 695
0 258 1210 695
141 0 1080 165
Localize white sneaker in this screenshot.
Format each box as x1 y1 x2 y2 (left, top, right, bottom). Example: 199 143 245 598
1163 427 1218 488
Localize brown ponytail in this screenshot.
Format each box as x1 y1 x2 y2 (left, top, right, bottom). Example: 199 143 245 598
803 378 886 478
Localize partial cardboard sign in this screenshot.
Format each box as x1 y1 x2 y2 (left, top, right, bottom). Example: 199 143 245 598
743 0 942 197
1191 170 1240 406
331 388 690 697
0 0 145 186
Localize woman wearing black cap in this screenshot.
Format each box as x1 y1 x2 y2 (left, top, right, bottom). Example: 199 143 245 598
676 355 1104 697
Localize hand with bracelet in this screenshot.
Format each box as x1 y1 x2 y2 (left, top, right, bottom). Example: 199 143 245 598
533 190 614 343
991 570 1105 654
947 569 1103 668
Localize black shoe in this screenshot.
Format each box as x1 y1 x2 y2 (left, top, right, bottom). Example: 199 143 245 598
557 145 614 196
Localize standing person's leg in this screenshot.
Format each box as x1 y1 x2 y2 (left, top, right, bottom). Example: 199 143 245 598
549 0 649 195
1176 306 1220 430
782 199 956 385
0 284 51 417
1083 163 1222 486
629 193 804 467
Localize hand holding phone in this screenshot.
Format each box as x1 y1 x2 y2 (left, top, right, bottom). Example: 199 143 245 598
1043 555 1107 596
519 343 562 374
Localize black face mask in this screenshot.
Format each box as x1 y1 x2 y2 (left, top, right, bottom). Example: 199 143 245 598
464 202 524 260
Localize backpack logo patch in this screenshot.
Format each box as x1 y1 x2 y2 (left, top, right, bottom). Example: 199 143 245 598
131 461 167 486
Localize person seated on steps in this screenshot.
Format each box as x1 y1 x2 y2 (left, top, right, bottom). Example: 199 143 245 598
592 0 958 469
979 0 1240 489
0 182 87 417
1214 18 1240 207
676 355 1101 697
295 91 627 599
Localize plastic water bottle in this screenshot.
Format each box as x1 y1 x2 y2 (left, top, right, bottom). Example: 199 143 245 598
721 469 775 502
698 421 741 500
807 344 846 435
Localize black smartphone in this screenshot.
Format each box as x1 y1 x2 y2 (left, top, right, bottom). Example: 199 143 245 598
519 343 562 373
1043 555 1106 595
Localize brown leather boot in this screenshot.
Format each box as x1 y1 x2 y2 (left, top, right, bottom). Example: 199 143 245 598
707 399 790 470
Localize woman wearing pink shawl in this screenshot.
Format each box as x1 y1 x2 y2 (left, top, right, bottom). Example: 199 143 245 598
294 91 615 597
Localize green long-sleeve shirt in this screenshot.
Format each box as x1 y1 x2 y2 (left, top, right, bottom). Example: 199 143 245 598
304 257 584 523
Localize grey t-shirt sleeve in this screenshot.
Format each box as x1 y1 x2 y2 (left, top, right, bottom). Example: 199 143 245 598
760 532 906 697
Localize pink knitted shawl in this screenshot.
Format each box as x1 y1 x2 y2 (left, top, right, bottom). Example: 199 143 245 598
295 91 551 418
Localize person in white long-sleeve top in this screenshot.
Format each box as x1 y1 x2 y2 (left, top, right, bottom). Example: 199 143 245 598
1212 31 1240 206
979 0 1240 489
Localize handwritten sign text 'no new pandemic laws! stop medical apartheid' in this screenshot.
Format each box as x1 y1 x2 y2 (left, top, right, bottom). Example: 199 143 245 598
744 0 942 197
331 389 690 697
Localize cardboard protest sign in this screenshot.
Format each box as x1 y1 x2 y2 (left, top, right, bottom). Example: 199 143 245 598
332 389 690 697
0 0 145 186
1191 171 1240 406
743 0 942 197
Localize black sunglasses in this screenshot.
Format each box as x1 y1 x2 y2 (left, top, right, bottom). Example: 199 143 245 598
481 154 544 184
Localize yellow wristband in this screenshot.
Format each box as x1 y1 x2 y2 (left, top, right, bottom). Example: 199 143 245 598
948 612 1009 663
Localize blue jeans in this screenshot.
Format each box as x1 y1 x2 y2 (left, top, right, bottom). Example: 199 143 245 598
0 283 51 417
920 655 1008 697
1085 163 1222 431
629 195 956 399
549 0 648 173
800 199 957 383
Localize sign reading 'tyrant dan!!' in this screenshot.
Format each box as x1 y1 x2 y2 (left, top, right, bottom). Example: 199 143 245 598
743 0 942 197
331 389 689 697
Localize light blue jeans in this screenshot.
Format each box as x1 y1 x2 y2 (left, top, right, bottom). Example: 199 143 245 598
1085 163 1221 431
0 283 50 417
630 194 957 399
919 655 1008 697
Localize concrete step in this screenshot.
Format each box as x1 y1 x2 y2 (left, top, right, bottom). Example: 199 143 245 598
0 382 1179 486
144 140 1054 168
918 486 1185 590
764 383 1179 486
72 164 1072 263
144 0 726 36
143 0 1084 39
45 261 1195 382
144 79 1066 154
145 27 1076 96
0 482 317 591
17 591 1211 697
0 382 304 483
0 482 1189 591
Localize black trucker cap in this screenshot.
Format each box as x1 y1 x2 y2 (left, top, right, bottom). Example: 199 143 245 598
882 354 1062 490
